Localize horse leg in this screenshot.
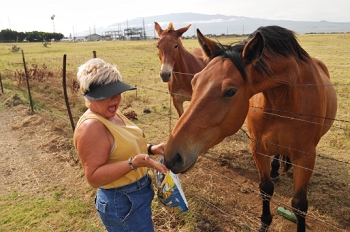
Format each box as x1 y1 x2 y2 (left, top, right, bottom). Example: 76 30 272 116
171 95 184 117
253 152 275 232
270 155 293 182
291 153 315 232
282 155 292 173
270 154 280 181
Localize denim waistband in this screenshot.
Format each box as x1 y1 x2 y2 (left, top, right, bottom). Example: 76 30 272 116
100 174 150 193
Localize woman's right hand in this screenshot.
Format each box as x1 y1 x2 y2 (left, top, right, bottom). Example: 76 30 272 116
132 154 168 173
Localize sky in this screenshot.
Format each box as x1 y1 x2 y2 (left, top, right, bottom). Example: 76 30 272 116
1 0 349 37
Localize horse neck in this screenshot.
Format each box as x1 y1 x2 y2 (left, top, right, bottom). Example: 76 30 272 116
248 56 305 95
174 46 204 74
249 57 322 108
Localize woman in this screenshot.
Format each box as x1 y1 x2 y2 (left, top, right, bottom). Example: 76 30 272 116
73 58 168 232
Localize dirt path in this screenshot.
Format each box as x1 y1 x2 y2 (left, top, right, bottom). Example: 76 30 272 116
0 106 22 194
0 103 83 197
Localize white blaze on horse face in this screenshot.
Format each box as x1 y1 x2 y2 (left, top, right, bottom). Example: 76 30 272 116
159 63 173 82
160 63 173 74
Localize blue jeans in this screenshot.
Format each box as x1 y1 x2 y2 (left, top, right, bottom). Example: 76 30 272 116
95 174 155 232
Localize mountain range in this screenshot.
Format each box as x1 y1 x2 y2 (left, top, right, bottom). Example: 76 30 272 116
80 13 350 37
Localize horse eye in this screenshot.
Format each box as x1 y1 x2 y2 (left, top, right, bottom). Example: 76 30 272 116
223 88 237 97
174 44 178 49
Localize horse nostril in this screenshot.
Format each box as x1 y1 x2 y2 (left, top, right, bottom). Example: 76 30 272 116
160 71 171 82
167 152 183 173
174 152 183 166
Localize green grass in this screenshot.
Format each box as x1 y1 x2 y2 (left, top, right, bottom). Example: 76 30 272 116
0 190 103 232
0 33 349 231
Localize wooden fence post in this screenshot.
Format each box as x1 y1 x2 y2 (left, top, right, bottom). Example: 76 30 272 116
21 50 34 113
62 54 75 132
0 72 4 94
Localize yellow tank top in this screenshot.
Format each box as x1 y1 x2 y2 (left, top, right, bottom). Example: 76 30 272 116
74 110 147 189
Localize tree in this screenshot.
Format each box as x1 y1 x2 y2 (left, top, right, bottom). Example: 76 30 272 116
17 32 26 42
0 30 64 42
0 29 17 42
25 31 44 42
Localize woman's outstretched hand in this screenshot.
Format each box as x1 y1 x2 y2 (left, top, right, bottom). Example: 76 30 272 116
151 143 165 155
133 154 168 173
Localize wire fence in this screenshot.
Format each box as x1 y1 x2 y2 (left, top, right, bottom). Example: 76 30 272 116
0 51 349 231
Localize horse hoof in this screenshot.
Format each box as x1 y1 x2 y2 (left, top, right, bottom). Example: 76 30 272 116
258 227 268 232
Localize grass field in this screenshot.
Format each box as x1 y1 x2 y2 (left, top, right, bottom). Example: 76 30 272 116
0 32 349 231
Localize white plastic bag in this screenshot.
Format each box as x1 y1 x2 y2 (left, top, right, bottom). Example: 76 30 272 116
155 158 188 212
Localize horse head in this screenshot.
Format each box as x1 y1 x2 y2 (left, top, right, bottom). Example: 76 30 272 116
164 29 264 173
155 22 191 82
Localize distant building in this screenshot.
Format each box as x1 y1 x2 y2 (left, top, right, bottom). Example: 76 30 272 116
124 27 145 40
105 30 123 40
75 36 86 42
60 38 73 42
85 34 103 41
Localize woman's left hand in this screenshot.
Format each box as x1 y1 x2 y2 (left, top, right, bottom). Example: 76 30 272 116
150 143 165 155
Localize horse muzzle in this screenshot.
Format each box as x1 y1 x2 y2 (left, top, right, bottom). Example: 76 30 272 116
164 149 198 174
159 71 171 82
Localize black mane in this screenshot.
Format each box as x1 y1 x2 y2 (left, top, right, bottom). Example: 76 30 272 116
249 25 310 62
211 25 311 78
211 42 247 80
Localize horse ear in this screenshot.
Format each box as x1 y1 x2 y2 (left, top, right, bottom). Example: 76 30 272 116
197 29 220 58
154 22 163 36
176 24 191 37
242 32 264 64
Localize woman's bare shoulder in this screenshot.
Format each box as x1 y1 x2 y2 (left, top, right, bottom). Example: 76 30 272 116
75 118 108 142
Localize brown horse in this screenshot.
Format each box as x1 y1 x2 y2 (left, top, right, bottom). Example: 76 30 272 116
155 22 207 116
164 26 337 232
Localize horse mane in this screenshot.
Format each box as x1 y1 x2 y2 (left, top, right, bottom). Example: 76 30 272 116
211 41 247 81
167 22 174 30
252 26 310 61
211 26 311 78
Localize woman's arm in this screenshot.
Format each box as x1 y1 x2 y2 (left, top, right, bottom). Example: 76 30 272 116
75 120 168 188
74 119 132 188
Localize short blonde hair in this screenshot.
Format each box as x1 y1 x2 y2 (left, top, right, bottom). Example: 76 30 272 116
77 58 123 94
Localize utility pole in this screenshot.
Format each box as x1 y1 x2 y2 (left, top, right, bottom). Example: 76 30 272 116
51 15 55 33
142 19 146 39
7 14 11 30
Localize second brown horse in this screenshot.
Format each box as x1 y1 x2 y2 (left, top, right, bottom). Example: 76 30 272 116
155 22 207 117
